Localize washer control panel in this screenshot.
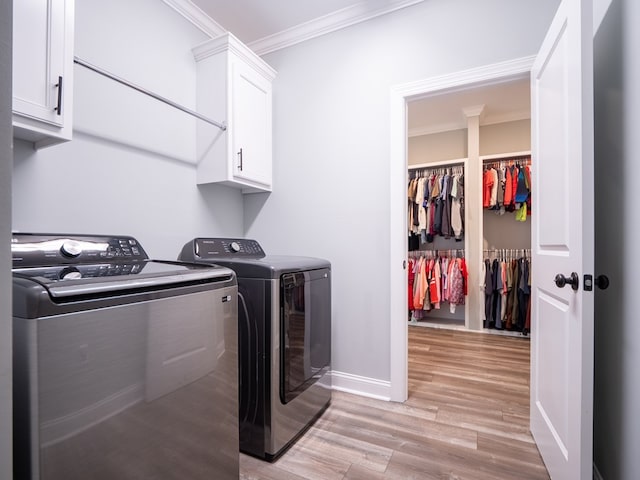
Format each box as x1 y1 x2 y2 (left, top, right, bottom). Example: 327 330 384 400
14 262 145 281
11 233 148 267
192 238 265 259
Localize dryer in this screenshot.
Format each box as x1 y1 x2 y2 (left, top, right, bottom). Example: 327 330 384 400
179 237 331 461
12 233 239 480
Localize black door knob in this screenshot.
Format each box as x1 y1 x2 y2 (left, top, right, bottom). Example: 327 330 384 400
595 275 610 290
555 272 579 291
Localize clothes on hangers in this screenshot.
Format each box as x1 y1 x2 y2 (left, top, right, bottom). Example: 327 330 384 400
409 251 468 320
451 174 464 240
408 166 464 246
481 252 531 334
483 157 532 221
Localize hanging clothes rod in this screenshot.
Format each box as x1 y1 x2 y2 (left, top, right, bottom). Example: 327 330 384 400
482 155 531 165
73 56 226 131
408 249 465 258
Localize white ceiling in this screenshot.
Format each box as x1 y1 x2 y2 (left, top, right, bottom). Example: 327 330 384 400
183 0 424 54
182 0 530 134
189 0 364 44
407 77 531 136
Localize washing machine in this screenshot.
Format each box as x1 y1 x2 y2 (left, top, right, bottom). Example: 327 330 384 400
12 233 239 480
179 237 331 461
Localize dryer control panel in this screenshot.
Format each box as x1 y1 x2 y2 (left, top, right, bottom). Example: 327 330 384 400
189 238 266 259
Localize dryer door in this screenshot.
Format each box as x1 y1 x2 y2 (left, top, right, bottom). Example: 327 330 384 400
280 268 331 404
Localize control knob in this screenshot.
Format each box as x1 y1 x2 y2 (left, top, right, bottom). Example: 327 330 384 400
59 266 82 280
230 241 241 253
60 240 82 258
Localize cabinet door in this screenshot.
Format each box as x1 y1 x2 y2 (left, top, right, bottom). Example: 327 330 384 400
231 60 272 188
13 0 66 127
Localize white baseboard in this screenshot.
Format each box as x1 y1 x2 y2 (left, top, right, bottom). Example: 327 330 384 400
593 463 604 480
330 370 391 401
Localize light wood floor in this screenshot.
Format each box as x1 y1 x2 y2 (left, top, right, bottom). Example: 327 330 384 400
240 326 549 480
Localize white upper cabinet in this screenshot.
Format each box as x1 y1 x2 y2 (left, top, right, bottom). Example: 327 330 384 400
194 33 276 193
13 0 75 148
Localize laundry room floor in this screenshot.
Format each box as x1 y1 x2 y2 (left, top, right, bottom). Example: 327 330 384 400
239 326 549 480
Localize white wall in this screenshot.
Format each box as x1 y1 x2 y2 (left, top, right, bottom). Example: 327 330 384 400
593 0 640 477
73 0 201 164
12 0 245 260
245 0 560 386
0 0 12 476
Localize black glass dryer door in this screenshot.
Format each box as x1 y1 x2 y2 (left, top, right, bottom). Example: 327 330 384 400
280 269 331 404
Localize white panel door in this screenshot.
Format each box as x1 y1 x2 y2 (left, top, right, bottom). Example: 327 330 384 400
530 0 594 479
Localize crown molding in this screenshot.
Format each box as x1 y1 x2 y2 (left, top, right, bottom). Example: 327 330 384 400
482 111 531 128
165 0 424 56
408 122 467 138
249 0 425 56
193 33 277 81
162 0 226 38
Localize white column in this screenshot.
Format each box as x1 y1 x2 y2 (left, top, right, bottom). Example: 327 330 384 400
463 105 484 330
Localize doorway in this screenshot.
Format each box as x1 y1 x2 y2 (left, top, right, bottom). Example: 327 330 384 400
406 76 532 332
404 73 534 411
389 56 535 402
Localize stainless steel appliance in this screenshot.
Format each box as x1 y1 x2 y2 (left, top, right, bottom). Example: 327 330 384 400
179 237 331 461
12 233 239 480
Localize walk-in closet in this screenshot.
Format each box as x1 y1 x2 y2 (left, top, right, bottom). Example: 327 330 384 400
406 77 532 337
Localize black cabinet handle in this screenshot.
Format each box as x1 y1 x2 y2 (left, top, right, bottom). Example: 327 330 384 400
555 272 579 291
237 148 243 171
54 75 63 115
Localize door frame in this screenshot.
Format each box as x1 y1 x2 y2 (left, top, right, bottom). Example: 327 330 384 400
388 56 535 402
